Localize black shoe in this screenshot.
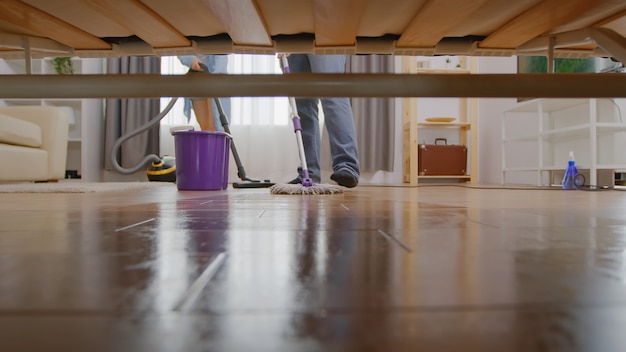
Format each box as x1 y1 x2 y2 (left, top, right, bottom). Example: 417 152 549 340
330 169 359 188
288 177 302 184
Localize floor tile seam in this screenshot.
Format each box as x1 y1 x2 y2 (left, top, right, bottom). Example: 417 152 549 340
4 302 626 318
160 301 626 316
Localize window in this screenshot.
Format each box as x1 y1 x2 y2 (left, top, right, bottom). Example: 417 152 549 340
517 56 620 73
160 55 289 127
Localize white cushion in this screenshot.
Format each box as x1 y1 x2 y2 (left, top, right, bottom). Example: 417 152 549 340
0 143 48 181
0 113 42 148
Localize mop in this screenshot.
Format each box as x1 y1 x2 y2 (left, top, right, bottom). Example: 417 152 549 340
269 55 344 195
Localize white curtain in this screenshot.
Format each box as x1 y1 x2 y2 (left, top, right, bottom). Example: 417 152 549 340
159 55 300 184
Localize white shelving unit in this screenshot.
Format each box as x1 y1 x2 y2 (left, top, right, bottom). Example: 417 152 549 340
501 98 626 187
402 56 478 184
0 57 103 181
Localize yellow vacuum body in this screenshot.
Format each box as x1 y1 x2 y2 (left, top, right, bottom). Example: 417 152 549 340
146 155 176 182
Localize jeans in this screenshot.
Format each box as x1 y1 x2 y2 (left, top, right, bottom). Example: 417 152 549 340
286 54 360 183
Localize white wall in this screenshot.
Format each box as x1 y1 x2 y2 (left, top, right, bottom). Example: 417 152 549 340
475 56 518 185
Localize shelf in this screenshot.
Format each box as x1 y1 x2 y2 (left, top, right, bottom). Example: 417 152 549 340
544 123 626 138
403 56 478 185
505 166 583 172
504 123 626 143
593 164 626 170
505 164 626 172
504 98 588 113
2 99 43 106
418 175 471 179
42 99 81 105
503 167 544 172
3 59 43 74
417 122 471 129
416 68 471 74
502 135 538 142
502 98 626 187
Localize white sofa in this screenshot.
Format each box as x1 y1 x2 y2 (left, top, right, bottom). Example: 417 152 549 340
0 106 69 182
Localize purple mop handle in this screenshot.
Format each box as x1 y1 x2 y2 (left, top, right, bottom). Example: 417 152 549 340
281 54 313 187
281 54 291 74
292 115 302 131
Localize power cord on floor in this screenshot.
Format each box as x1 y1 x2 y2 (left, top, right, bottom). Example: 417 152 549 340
570 174 617 191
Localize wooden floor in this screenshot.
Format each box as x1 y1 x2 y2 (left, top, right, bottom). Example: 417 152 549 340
2 183 626 351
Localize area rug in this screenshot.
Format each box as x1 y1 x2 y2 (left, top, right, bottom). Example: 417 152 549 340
0 181 175 193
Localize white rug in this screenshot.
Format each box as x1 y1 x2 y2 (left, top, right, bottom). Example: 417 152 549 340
0 181 175 193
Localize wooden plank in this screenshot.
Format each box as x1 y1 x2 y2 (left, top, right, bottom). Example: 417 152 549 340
358 0 428 37
254 0 314 35
140 0 226 36
479 0 600 49
3 74 626 99
0 0 111 50
596 9 626 37
22 0 131 37
402 56 418 185
314 0 367 46
203 0 272 47
468 57 479 184
397 0 490 48
81 0 190 49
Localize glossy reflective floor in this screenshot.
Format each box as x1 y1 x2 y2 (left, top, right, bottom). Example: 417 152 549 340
2 183 626 351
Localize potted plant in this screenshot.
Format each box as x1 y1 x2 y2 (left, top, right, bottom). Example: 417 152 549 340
51 57 74 74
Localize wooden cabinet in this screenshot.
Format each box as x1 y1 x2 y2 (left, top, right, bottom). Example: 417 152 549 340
402 56 478 185
501 98 626 187
0 57 103 181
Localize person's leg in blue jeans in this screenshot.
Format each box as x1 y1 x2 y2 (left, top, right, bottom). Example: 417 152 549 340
287 54 360 187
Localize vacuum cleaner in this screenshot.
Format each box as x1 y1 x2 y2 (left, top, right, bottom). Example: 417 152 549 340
111 97 178 179
145 154 177 182
111 65 274 188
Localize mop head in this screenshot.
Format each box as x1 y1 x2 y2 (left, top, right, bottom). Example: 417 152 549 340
270 183 344 195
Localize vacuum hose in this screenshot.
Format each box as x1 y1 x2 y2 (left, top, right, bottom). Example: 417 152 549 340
110 97 179 174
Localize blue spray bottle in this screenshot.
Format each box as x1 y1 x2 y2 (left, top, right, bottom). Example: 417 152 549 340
562 151 578 190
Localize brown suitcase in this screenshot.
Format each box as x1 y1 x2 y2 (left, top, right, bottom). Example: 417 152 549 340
418 138 467 176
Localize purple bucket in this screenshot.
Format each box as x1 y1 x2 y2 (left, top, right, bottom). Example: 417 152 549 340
172 130 231 190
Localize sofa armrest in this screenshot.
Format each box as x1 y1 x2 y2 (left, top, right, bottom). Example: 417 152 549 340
0 106 69 180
